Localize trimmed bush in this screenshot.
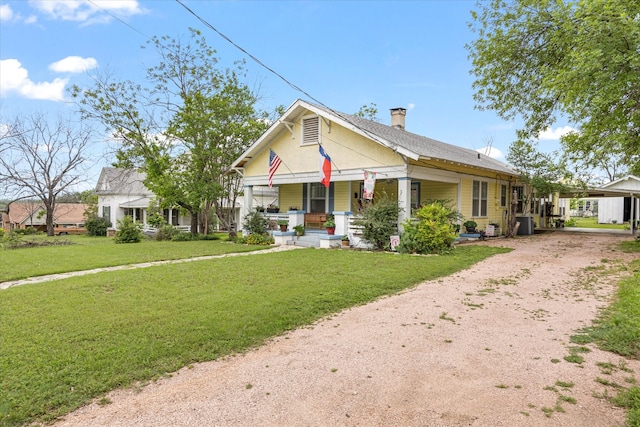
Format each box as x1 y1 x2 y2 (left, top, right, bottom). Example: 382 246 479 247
85 217 111 237
113 216 143 244
398 201 460 254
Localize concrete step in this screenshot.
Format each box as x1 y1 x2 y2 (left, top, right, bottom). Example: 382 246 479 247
287 234 320 248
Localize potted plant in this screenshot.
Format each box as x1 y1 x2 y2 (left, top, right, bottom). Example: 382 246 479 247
341 235 349 247
266 204 279 213
293 224 305 236
277 219 289 232
323 217 336 235
463 220 477 233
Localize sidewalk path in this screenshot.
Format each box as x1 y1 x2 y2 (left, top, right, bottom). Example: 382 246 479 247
0 245 301 290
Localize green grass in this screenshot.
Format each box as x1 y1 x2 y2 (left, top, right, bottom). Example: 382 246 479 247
0 235 265 282
0 244 509 426
577 241 640 427
569 217 627 229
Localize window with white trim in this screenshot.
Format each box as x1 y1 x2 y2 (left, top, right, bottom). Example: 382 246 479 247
500 184 507 207
472 180 488 217
301 116 320 145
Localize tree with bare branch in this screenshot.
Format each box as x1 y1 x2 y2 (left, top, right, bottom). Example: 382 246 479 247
0 113 93 236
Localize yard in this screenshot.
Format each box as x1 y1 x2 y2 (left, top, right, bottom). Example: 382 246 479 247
0 236 509 426
568 216 629 230
0 234 263 283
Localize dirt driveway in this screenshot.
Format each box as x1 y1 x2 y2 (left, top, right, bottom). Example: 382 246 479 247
56 231 638 427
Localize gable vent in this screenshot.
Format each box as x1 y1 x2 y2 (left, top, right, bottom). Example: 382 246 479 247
302 116 320 145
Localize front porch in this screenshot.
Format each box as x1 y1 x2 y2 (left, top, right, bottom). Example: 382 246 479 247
262 211 371 249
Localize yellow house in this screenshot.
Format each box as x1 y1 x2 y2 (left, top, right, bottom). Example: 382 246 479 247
232 99 528 245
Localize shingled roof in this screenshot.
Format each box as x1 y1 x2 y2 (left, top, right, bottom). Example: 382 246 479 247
310 101 516 176
95 167 149 196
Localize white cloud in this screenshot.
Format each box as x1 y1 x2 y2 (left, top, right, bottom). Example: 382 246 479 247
0 4 14 21
29 0 145 24
0 59 67 101
476 146 504 159
407 103 415 111
538 126 578 140
49 56 98 73
1 3 38 24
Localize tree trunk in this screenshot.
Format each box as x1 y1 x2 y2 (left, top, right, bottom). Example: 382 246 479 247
506 190 518 238
190 211 198 234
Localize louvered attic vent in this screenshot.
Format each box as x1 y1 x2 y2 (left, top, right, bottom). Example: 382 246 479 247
302 116 319 145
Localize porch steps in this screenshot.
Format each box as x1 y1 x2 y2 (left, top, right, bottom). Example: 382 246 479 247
286 234 321 248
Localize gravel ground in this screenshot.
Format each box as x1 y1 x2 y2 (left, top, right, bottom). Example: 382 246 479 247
54 231 639 427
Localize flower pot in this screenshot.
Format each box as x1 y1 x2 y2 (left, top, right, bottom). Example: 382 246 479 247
326 227 335 235
465 227 476 233
279 224 288 232
341 240 349 247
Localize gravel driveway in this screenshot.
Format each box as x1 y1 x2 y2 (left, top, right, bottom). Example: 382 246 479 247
55 231 638 426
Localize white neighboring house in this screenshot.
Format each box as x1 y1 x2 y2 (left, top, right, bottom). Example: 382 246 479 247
95 167 277 232
95 167 190 232
597 175 640 225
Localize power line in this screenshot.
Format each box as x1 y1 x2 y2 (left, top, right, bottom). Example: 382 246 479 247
175 0 324 109
173 0 405 156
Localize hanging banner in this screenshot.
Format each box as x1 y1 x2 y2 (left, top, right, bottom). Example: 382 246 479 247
363 171 376 200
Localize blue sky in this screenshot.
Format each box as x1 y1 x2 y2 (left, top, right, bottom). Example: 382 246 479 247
0 0 573 191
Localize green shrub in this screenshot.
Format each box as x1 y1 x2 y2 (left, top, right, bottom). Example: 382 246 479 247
147 213 166 228
13 227 40 235
564 218 577 227
155 224 181 241
0 227 4 238
170 232 220 242
352 196 401 250
398 201 459 254
237 233 274 245
113 216 143 244
243 209 269 235
85 216 111 237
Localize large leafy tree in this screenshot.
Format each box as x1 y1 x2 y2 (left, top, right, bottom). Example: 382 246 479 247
0 113 92 236
72 28 268 233
467 0 640 178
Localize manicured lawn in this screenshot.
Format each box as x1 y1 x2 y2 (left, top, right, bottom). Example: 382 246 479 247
0 234 265 283
569 217 628 229
0 245 509 426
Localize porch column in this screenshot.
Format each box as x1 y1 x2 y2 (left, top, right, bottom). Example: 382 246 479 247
242 185 253 231
397 177 412 232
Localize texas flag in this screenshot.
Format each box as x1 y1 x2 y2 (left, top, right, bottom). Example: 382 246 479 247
319 145 332 188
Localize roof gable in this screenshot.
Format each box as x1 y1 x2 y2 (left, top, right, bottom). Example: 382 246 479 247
95 167 150 195
601 175 640 191
232 99 516 176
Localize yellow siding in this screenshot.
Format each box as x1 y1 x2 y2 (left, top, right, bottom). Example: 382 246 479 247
279 184 303 211
419 180 457 204
460 178 473 222
244 118 405 178
375 181 398 201
459 178 510 231
333 181 351 211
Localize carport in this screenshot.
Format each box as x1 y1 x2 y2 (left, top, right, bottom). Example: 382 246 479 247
558 177 640 236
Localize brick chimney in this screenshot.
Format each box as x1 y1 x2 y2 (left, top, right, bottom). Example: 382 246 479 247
390 107 406 130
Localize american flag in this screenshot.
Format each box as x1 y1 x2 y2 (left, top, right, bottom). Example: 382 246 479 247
268 149 282 187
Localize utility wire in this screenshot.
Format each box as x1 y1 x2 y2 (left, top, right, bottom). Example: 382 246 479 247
173 0 406 157
90 0 410 174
